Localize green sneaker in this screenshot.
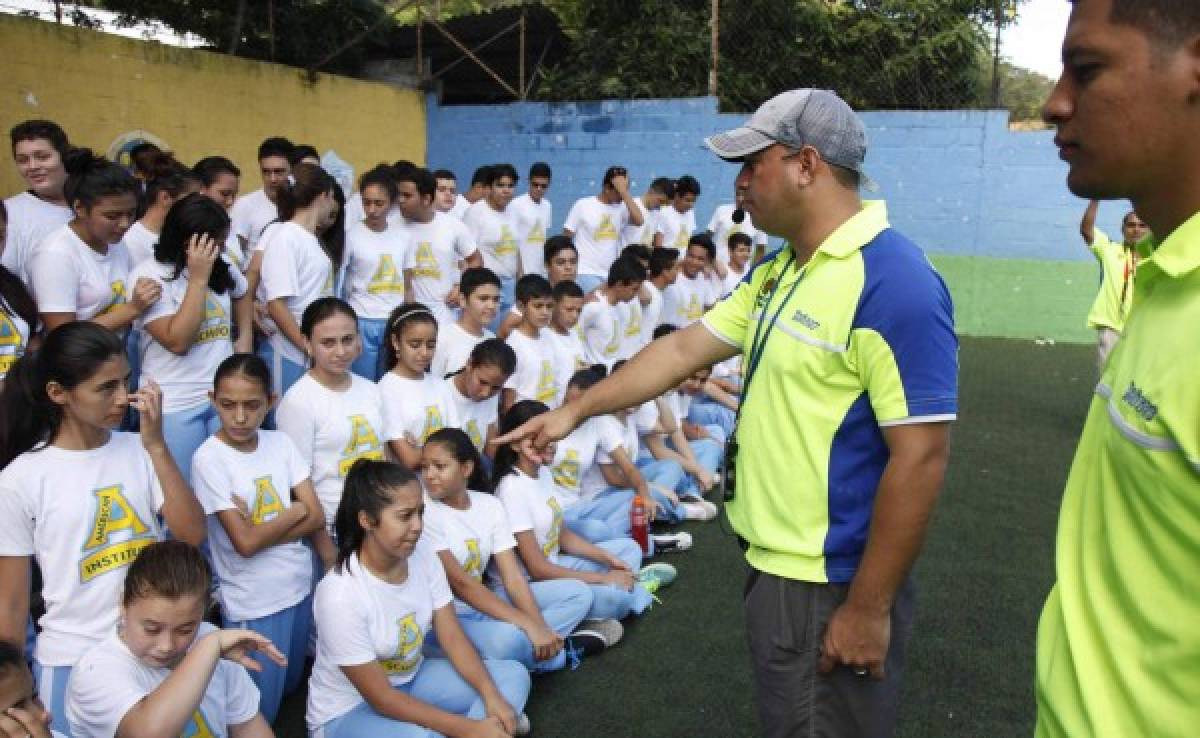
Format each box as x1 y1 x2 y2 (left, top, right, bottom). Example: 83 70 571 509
639 562 677 594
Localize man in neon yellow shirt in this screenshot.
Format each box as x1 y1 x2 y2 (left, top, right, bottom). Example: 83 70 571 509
1079 199 1150 367
498 88 957 737
1036 2 1200 736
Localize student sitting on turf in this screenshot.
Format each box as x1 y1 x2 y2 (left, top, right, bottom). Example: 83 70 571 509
66 541 279 738
419 428 613 672
501 275 559 412
306 460 530 738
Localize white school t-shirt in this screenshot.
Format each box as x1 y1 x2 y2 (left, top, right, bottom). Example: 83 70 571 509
378 372 460 447
620 198 658 249
431 322 492 379
306 547 453 731
67 624 259 738
342 222 410 319
564 196 628 278
449 194 470 221
445 377 498 454
510 193 552 278
231 188 278 250
721 262 749 298
617 298 645 359
1 191 73 282
549 417 622 507
577 297 622 368
192 432 314 622
597 414 640 470
656 206 696 251
0 433 164 666
661 272 714 328
276 373 387 526
343 193 402 232
404 212 478 318
707 203 769 263
641 282 664 343
463 201 520 279
133 259 247 412
122 221 159 268
504 329 559 406
424 491 516 608
495 468 565 564
30 224 132 320
0 299 31 380
544 328 588 407
259 221 334 364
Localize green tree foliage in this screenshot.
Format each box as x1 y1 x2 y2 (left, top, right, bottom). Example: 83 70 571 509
991 61 1056 122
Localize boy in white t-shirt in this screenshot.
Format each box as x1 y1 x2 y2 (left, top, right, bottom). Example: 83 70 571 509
399 167 482 327
462 164 521 325
4 119 74 283
509 162 553 278
577 257 645 369
502 274 559 412
563 166 643 294
653 174 699 251
718 231 755 297
544 280 588 406
231 136 293 253
661 235 719 329
707 189 769 264
431 266 500 379
621 177 674 250
432 168 459 215
642 247 680 341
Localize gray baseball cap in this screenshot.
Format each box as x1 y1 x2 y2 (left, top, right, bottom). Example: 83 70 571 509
705 88 876 189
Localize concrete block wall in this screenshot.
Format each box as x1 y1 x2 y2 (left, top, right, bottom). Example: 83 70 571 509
427 95 1130 343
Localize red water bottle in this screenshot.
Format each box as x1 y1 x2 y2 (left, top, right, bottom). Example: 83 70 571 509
631 495 649 554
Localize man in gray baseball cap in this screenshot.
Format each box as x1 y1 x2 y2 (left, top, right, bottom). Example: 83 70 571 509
495 89 958 738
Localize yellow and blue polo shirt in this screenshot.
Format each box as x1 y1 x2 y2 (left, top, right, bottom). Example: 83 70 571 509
1085 229 1153 333
702 201 958 584
1035 211 1200 738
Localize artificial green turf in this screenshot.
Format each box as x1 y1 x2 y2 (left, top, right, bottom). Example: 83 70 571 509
275 336 1095 738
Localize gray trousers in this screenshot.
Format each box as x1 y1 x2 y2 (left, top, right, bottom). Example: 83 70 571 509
744 571 916 738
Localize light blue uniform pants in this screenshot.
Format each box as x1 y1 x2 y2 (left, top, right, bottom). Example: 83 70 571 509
557 538 653 620
223 593 314 723
162 401 222 484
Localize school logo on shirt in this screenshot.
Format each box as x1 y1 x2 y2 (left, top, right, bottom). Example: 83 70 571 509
683 295 703 321
251 476 285 525
551 450 581 492
495 225 518 257
421 405 446 444
535 360 557 404
526 221 546 245
624 304 642 339
368 255 405 296
337 415 385 476
603 317 620 358
97 280 128 316
0 312 23 376
196 294 231 344
543 497 563 556
465 420 484 452
79 484 156 583
182 708 217 738
462 538 483 580
673 229 689 250
379 613 423 676
412 242 441 279
322 269 335 297
594 215 617 242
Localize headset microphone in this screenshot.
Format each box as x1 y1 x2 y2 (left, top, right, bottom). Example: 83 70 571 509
732 208 745 224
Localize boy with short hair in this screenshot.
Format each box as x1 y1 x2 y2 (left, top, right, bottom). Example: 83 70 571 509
719 232 755 297
4 119 74 282
502 274 558 411
654 175 700 251
432 169 459 215
577 257 645 368
622 177 674 249
563 165 644 294
511 162 553 278
430 266 501 379
545 280 588 406
231 136 294 252
463 163 521 323
662 235 718 328
643 247 680 341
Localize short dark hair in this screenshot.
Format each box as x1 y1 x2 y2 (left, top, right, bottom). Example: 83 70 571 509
258 136 294 162
727 232 754 251
468 338 517 376
648 177 675 198
515 274 553 304
471 165 494 187
1102 0 1200 47
192 156 241 185
653 323 677 340
289 144 320 166
602 166 628 188
433 168 456 182
544 235 577 264
607 256 647 287
359 164 398 201
488 163 519 186
675 175 701 197
620 243 651 264
553 280 584 300
395 166 437 199
649 247 680 277
63 148 138 208
688 233 716 261
529 161 552 180
460 266 502 297
10 119 69 156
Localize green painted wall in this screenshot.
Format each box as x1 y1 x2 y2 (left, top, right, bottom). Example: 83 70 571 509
930 254 1098 344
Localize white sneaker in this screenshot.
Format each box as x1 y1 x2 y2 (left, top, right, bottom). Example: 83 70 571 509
650 531 693 553
516 712 531 736
681 498 718 521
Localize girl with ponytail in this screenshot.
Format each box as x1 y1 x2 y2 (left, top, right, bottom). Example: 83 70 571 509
307 459 530 738
0 322 205 735
123 152 202 266
29 148 161 334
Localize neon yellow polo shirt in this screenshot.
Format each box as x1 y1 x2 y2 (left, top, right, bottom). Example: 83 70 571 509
1085 229 1152 332
702 202 958 583
1036 211 1200 738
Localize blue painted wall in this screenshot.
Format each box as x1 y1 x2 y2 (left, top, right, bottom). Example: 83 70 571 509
425 95 1133 341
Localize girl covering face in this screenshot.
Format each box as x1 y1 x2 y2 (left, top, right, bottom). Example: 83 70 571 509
306 459 530 738
66 541 280 737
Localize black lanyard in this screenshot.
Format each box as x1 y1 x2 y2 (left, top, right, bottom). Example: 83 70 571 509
738 252 806 416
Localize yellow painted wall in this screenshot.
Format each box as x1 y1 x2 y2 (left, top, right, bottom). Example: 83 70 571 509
0 14 425 196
